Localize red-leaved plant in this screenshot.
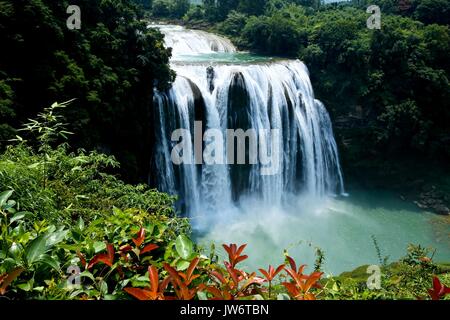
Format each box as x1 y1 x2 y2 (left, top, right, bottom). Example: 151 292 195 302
428 276 450 300
200 244 264 300
163 258 201 300
124 266 170 300
259 264 285 298
282 256 323 300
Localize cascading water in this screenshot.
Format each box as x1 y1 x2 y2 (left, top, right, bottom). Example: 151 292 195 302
149 25 450 274
152 24 345 226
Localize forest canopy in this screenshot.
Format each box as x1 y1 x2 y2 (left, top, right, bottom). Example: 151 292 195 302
0 0 174 182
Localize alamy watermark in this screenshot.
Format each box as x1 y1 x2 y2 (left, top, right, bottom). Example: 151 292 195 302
367 5 381 30
367 265 382 290
66 5 81 30
171 121 280 176
66 265 81 289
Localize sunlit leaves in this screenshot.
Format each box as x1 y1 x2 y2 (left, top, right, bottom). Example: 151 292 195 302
175 235 194 260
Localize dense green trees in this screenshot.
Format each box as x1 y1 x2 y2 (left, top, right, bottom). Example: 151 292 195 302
150 0 191 19
0 0 174 183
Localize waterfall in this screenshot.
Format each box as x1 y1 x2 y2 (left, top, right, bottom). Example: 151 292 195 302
150 24 236 60
151 25 345 224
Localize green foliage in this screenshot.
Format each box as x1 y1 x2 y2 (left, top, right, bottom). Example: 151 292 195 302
1 185 448 300
350 0 450 26
216 11 248 37
0 102 178 224
0 190 69 297
323 244 449 300
414 0 450 25
183 5 205 22
0 102 191 299
0 0 175 183
151 0 191 19
238 0 268 16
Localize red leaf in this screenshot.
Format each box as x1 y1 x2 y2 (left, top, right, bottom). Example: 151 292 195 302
211 270 227 285
225 263 239 288
282 282 300 298
429 276 450 300
0 274 6 286
149 266 159 295
141 243 159 255
259 269 270 282
132 227 146 247
0 268 25 296
234 255 248 265
160 277 171 292
186 257 200 281
124 266 167 300
124 287 155 300
286 256 297 272
76 250 86 268
275 264 285 276
163 263 181 282
259 264 285 282
236 244 247 257
223 243 248 268
88 243 115 269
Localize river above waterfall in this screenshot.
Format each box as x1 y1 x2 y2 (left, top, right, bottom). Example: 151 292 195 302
151 24 450 275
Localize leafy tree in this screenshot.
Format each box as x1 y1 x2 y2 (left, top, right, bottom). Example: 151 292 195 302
183 5 205 21
0 0 174 183
171 0 190 18
151 0 171 16
238 0 268 16
414 0 450 25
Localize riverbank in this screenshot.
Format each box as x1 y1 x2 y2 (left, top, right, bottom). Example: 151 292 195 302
337 123 450 216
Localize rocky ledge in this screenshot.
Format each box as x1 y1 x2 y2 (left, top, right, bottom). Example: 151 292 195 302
414 185 450 216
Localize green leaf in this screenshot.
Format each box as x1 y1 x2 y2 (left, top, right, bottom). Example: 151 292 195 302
277 293 291 300
45 228 68 248
69 290 86 298
25 235 46 265
8 242 22 259
99 280 108 296
10 212 32 224
5 199 16 210
197 291 208 300
77 217 85 231
33 286 45 292
79 271 96 282
17 280 33 292
0 190 13 208
175 235 194 260
38 254 60 271
93 241 106 253
176 259 191 271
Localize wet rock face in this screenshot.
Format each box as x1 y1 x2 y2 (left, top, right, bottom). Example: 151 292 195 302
227 72 253 202
414 186 450 215
186 78 207 125
206 66 215 93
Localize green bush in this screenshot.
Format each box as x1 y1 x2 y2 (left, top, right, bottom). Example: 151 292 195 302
0 102 178 224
